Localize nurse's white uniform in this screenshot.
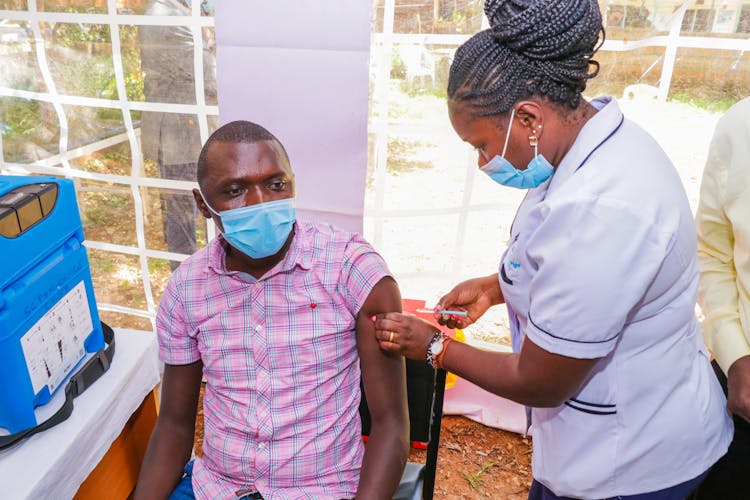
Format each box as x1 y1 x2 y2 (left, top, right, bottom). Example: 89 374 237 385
500 96 732 499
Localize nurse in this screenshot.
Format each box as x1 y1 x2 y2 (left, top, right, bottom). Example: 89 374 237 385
373 1 732 498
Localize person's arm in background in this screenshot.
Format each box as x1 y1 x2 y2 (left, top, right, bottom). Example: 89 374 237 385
697 106 750 422
133 361 203 500
355 276 409 500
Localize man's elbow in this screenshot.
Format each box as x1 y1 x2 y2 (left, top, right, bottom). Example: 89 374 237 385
390 413 411 453
372 413 410 454
395 419 410 470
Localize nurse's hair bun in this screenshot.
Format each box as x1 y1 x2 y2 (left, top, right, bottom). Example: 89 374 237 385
448 0 604 115
485 0 603 64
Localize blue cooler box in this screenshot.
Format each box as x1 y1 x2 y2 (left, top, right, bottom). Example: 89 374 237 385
0 175 104 434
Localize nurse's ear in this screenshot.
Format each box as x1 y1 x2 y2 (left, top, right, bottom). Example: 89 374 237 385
515 100 544 139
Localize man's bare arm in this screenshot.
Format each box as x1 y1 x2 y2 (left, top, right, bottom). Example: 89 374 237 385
133 361 203 500
355 276 409 500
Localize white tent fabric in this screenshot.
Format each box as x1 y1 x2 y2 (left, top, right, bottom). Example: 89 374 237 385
214 0 372 233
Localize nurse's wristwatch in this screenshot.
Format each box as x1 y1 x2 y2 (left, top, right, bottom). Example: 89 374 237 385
426 331 453 369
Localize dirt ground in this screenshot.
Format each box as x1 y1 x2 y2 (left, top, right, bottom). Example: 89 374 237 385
407 416 532 499
193 385 532 499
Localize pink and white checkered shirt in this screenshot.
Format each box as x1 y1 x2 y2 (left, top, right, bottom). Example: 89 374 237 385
156 220 391 500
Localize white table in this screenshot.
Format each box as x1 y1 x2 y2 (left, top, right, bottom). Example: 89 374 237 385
0 329 160 500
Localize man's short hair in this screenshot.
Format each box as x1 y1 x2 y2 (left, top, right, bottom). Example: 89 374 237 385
197 120 291 187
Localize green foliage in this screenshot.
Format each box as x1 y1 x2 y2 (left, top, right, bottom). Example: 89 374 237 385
82 188 130 225
148 259 170 274
449 11 469 33
103 146 129 163
120 27 146 102
53 12 110 46
390 51 406 80
51 22 144 105
402 79 448 99
88 251 115 273
437 2 482 34
196 226 207 247
0 97 41 139
388 87 447 121
670 92 739 114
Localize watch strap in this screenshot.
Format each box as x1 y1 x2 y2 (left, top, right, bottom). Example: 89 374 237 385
426 331 445 368
434 336 454 370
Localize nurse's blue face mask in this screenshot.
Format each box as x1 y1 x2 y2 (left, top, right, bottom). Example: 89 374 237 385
479 108 554 189
202 196 296 259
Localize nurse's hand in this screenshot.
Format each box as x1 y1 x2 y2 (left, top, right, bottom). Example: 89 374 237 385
373 313 437 361
436 273 505 329
727 355 750 423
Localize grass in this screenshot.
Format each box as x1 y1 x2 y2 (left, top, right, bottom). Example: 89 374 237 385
88 251 115 274
148 258 171 274
82 189 130 225
461 461 498 493
670 92 740 114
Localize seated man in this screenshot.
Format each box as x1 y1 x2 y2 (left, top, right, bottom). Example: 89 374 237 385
134 121 409 500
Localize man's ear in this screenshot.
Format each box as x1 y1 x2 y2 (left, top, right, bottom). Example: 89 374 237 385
193 188 212 219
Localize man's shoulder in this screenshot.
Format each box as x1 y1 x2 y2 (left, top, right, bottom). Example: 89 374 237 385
298 219 353 239
297 219 376 255
299 221 386 282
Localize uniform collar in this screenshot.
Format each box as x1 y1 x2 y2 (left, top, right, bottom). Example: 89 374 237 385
546 96 623 195
207 221 313 278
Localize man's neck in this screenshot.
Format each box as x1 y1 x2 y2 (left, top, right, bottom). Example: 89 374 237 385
224 227 296 279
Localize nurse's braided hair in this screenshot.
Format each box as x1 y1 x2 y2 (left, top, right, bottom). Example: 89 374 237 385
448 0 604 116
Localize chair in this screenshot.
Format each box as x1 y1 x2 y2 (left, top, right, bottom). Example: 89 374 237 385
360 359 447 500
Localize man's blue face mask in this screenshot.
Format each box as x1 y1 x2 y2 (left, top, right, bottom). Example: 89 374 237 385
479 108 554 189
203 197 296 259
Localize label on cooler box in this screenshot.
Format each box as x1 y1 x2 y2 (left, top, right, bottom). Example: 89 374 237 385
21 281 93 394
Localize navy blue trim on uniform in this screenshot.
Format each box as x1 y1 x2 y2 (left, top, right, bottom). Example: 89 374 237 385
569 397 616 408
528 312 620 344
573 114 626 173
510 192 531 238
509 114 625 238
501 265 514 285
565 401 617 415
